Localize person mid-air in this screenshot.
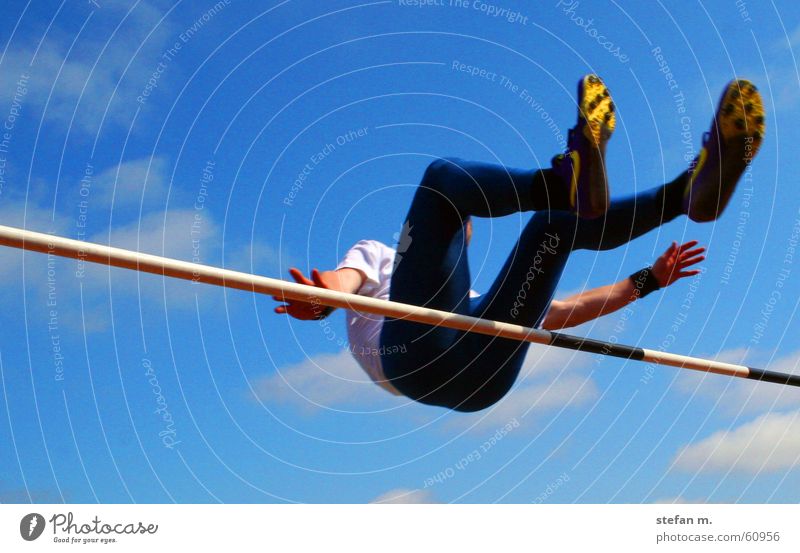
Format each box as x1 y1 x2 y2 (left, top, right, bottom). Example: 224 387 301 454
274 76 765 412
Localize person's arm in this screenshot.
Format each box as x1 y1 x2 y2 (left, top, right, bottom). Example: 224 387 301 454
541 241 705 330
273 267 365 320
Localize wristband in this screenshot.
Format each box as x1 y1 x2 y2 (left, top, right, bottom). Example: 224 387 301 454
314 305 335 320
629 266 660 298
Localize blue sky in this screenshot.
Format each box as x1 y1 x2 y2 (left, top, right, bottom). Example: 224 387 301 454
1 0 800 503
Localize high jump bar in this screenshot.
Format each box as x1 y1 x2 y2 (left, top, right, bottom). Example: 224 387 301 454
0 223 798 388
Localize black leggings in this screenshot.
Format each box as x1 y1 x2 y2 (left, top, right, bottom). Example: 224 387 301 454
380 158 686 412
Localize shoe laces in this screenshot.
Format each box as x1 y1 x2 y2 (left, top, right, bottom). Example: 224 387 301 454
558 128 579 159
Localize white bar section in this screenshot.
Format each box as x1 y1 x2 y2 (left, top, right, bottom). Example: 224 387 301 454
1 504 799 551
0 223 763 384
0 223 552 344
641 349 752 378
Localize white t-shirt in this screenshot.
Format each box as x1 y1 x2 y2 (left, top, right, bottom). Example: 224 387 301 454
336 240 402 395
336 240 482 396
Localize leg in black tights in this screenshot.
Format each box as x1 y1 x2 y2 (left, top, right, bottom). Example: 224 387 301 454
382 158 687 411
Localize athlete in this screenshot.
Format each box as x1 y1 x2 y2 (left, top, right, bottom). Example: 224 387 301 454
274 76 765 412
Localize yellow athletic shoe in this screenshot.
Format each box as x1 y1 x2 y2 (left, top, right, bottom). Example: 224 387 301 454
684 79 765 222
551 74 616 219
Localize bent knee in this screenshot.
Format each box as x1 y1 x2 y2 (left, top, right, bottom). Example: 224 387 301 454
421 157 463 190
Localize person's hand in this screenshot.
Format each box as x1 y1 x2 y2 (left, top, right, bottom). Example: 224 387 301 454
273 268 335 320
651 240 706 287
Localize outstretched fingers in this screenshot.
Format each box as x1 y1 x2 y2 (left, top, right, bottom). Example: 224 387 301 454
311 268 330 289
666 241 678 258
679 253 705 269
272 267 316 311
288 267 315 286
678 242 706 268
679 245 705 259
677 240 699 251
671 241 706 282
677 268 702 279
674 241 706 270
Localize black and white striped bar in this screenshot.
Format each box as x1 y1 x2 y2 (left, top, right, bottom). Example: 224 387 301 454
1 223 798 389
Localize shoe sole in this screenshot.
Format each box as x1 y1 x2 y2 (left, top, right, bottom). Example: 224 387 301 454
688 79 765 221
718 79 765 159
578 75 616 146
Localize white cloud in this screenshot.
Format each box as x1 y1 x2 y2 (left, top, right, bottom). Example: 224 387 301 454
0 169 205 308
94 156 169 208
676 348 800 414
0 198 114 329
443 340 599 431
459 375 598 431
672 411 800 474
518 339 594 378
251 326 601 423
370 488 437 504
1 187 289 315
0 1 173 133
250 350 401 411
0 200 71 282
0 201 218 333
91 206 216 259
83 207 223 308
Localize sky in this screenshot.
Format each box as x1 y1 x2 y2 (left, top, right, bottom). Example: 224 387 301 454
0 0 799 504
